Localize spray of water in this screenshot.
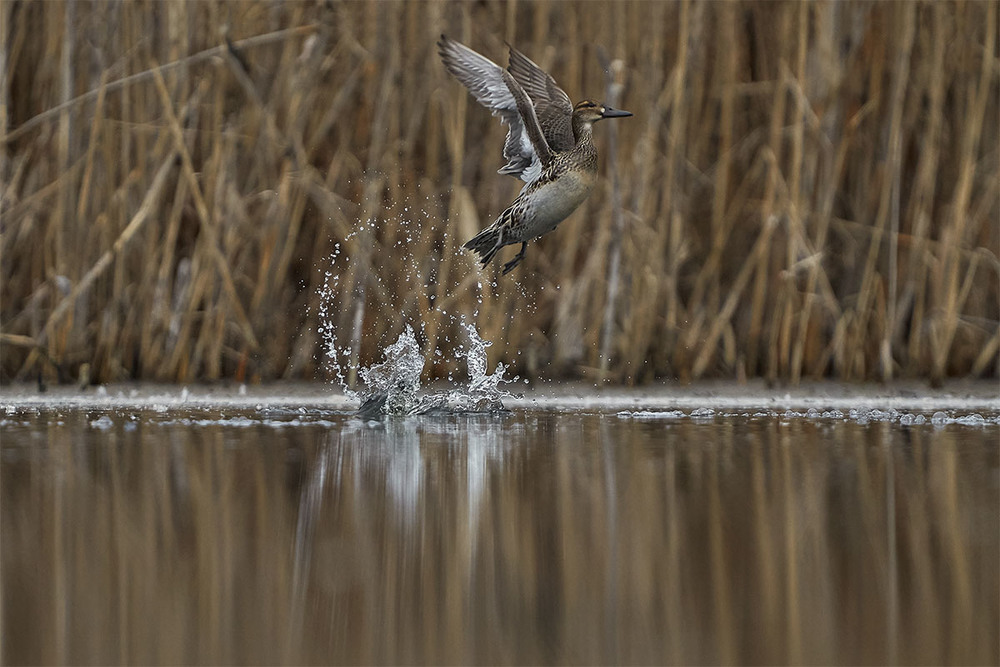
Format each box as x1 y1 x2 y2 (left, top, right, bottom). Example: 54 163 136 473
317 192 515 417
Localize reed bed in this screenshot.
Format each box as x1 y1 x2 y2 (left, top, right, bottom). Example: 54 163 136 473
1 0 997 385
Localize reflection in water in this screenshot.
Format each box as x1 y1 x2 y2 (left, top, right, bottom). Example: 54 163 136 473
2 409 997 664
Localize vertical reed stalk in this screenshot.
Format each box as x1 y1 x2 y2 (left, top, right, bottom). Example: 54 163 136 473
597 53 625 379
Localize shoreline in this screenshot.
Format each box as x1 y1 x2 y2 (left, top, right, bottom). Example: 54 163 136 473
2 379 998 413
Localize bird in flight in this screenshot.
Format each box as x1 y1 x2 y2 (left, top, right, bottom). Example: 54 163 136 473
438 35 632 275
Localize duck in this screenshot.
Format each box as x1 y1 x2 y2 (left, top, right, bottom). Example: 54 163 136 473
438 35 632 275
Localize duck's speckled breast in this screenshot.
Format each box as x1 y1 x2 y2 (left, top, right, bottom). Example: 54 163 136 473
522 169 597 237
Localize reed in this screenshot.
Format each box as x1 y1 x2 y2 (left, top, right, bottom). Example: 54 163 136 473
1 0 997 385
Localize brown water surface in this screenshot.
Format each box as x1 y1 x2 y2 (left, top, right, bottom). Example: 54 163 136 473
2 406 998 664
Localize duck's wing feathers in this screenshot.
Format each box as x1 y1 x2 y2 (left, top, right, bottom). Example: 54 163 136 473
438 35 552 183
506 45 575 152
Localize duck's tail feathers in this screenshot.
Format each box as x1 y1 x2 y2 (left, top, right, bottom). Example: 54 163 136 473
463 225 505 266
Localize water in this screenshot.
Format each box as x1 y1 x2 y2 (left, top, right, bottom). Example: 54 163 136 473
2 389 998 665
315 207 525 420
352 324 512 418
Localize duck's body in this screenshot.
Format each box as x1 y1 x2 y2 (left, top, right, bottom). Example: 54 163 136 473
466 144 597 266
438 35 631 274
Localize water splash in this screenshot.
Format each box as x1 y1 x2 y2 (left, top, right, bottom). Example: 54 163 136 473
351 323 513 418
316 198 515 418
356 325 425 416
454 321 509 413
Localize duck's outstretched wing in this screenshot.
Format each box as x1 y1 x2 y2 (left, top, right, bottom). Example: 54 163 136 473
438 35 552 183
506 45 575 152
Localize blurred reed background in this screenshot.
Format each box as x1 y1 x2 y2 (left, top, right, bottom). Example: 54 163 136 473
1 0 997 385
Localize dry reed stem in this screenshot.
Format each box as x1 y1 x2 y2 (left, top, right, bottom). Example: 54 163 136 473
597 51 625 378
151 65 258 350
30 152 174 356
930 0 996 383
1 25 320 144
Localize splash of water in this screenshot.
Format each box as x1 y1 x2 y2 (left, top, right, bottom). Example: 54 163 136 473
350 322 513 417
317 197 515 417
453 321 509 413
357 325 425 416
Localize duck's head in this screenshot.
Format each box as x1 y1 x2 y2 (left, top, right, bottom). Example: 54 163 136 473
573 100 633 123
572 100 632 136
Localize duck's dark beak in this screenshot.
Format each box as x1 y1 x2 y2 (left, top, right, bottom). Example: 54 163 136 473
601 106 633 118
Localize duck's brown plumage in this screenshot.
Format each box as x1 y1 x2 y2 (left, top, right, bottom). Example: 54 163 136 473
438 35 632 275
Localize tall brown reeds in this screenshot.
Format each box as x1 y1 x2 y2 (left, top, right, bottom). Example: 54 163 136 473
1 1 997 385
